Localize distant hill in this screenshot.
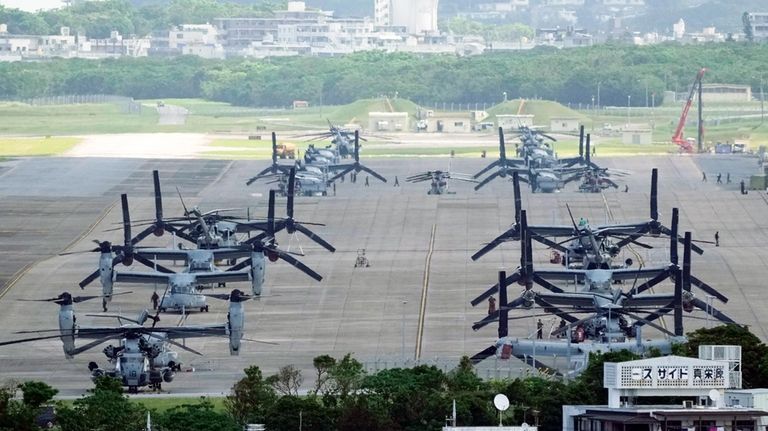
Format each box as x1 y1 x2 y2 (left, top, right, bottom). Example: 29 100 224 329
627 0 766 34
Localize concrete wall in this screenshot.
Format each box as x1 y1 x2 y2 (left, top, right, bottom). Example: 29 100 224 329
497 115 534 130
550 118 580 133
622 130 652 145
426 116 471 133
369 112 409 132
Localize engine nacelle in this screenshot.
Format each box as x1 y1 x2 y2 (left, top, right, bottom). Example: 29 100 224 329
58 305 76 358
99 252 114 298
251 252 266 296
227 292 246 355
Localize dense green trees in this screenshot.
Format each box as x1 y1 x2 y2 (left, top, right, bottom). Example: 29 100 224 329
2 325 766 430
0 0 280 38
1 43 767 108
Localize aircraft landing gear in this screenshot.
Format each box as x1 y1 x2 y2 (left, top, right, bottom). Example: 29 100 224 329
102 299 108 312
201 306 209 312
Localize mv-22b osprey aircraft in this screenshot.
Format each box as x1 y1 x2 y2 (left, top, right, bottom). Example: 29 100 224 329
76 192 325 312
468 210 735 375
0 289 265 393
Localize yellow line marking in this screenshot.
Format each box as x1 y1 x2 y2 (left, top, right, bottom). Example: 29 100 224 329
415 223 437 360
0 198 117 301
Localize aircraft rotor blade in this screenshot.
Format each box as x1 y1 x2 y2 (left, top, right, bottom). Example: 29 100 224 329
293 223 336 253
470 345 498 365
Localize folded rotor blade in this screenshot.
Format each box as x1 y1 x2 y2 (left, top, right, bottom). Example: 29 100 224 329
133 254 175 274
474 170 503 191
293 224 336 253
269 248 322 281
70 335 122 356
79 269 101 289
358 164 387 183
469 345 497 365
469 271 521 306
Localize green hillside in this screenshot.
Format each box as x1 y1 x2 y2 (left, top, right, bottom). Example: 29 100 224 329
324 98 420 126
486 99 590 127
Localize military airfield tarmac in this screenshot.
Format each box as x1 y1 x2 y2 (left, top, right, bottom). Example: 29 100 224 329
0 140 767 397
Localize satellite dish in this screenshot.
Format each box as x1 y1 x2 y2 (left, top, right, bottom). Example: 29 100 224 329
493 394 510 411
708 389 721 401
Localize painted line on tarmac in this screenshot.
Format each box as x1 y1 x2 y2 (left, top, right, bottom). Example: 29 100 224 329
59 199 118 254
0 199 117 301
415 223 437 360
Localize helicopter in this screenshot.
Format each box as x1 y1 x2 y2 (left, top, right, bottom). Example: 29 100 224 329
255 162 331 197
1 289 260 393
293 120 365 160
405 169 478 195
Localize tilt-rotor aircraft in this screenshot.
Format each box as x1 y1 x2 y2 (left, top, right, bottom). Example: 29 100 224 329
78 192 324 312
468 211 735 375
1 289 260 393
470 169 705 262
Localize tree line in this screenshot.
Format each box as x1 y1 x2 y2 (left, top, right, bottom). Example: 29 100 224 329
2 325 768 431
0 0 282 39
0 44 767 108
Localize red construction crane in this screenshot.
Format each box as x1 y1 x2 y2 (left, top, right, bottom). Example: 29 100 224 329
672 68 706 152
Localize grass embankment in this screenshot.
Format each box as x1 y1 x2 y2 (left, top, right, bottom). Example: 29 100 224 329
132 396 226 413
0 103 158 135
0 137 80 157
58 396 227 413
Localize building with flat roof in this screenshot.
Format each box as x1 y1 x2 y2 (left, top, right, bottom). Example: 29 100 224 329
746 12 768 42
563 352 768 431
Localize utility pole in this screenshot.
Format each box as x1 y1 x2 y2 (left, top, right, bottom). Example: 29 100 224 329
698 74 704 153
749 74 764 123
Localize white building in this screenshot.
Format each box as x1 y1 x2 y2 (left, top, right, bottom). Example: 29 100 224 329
746 12 768 41
563 353 768 431
673 19 685 39
375 0 439 35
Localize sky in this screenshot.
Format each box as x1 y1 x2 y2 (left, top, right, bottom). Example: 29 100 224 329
0 0 65 12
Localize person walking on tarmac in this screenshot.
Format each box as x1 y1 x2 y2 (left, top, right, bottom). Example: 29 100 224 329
537 319 544 339
394 176 400 187
151 291 160 310
727 172 731 183
715 231 720 247
488 296 496 315
365 176 370 187
702 172 707 182
716 173 722 184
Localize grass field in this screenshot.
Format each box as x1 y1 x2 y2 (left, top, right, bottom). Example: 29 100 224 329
0 103 159 135
0 137 81 157
0 98 765 154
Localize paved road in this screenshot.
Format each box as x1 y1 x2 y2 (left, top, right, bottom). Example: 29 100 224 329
0 153 766 396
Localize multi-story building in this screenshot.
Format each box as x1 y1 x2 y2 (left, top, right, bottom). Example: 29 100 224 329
215 2 332 49
374 0 439 35
747 12 768 41
150 24 223 58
